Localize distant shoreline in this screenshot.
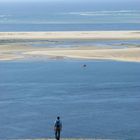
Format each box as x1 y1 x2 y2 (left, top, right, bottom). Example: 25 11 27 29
0 31 140 40
0 31 140 62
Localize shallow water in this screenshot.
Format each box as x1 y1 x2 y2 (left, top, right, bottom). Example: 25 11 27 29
1 39 140 49
31 39 140 49
0 60 140 139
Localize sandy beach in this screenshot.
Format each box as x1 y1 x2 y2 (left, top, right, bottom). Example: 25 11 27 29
0 31 140 40
0 31 140 62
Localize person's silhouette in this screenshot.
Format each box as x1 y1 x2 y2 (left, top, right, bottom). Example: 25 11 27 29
54 116 62 140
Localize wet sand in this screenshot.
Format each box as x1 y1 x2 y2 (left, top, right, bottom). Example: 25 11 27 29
0 31 140 62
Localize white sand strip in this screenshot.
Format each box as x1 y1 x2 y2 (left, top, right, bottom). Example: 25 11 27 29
0 31 140 40
24 48 140 62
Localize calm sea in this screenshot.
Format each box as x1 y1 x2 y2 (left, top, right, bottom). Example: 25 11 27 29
0 1 140 31
0 60 140 139
0 1 140 139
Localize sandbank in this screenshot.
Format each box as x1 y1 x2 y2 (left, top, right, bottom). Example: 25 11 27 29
0 31 140 62
0 31 140 40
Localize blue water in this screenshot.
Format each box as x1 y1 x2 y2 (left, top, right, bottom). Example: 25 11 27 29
31 39 140 49
0 60 140 139
0 1 140 139
0 1 140 31
0 23 140 31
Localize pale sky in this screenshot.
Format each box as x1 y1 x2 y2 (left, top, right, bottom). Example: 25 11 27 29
0 0 139 2
0 0 139 10
0 0 140 10
0 0 139 11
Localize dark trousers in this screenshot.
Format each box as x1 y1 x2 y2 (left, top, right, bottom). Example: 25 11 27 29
55 130 61 140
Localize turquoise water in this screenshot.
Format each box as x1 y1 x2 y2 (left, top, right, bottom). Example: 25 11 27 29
0 60 140 139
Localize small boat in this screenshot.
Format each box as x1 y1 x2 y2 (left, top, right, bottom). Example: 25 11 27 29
83 64 87 67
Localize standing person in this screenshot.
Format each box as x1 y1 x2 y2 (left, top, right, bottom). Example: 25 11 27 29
54 116 62 140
